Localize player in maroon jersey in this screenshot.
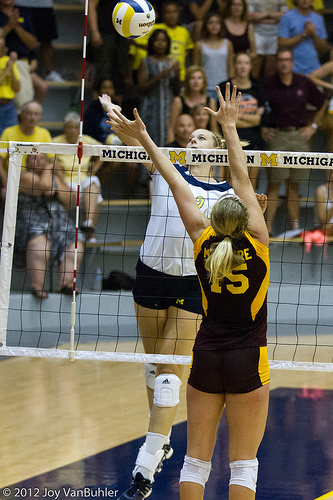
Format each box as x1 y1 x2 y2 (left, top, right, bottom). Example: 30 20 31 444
108 83 270 500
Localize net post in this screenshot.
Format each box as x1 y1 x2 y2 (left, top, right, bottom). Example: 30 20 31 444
68 0 89 359
68 301 77 361
0 146 23 347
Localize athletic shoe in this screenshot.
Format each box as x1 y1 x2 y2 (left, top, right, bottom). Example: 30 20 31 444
45 71 65 83
155 443 174 476
118 473 152 499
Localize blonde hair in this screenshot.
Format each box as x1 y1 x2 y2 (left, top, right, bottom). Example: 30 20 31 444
211 132 226 149
205 196 249 283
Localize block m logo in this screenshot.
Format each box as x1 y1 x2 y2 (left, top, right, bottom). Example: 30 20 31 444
260 153 278 166
169 151 186 164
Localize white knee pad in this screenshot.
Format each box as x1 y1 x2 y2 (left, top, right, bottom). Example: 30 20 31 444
179 455 211 487
229 458 258 492
144 363 156 390
153 374 181 407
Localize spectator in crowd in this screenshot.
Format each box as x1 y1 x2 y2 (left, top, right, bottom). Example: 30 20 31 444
53 112 103 242
15 153 84 299
83 79 120 144
83 79 142 199
28 54 48 103
278 0 327 75
190 102 211 129
0 32 20 135
309 61 333 152
165 112 195 148
262 49 326 235
222 0 256 58
137 29 180 147
0 100 52 173
13 0 64 82
87 0 130 102
125 0 194 109
193 12 234 100
285 0 324 9
167 65 218 143
181 0 226 41
152 1 194 82
0 0 37 110
315 169 333 236
218 51 266 188
247 0 288 79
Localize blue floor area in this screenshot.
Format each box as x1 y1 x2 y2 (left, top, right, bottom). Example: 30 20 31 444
8 388 333 500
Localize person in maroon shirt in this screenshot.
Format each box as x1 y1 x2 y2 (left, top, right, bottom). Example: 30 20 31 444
262 48 326 235
108 83 270 500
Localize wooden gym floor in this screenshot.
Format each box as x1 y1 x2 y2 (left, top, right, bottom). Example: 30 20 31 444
0 354 332 500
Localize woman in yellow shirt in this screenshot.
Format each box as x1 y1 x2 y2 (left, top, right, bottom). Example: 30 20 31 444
53 112 103 242
0 32 20 134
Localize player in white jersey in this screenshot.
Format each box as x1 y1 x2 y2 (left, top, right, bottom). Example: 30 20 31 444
99 94 236 500
141 163 234 276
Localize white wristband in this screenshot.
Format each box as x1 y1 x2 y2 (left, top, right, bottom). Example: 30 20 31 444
311 123 318 130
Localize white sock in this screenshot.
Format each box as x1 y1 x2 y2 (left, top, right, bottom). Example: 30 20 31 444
145 432 168 454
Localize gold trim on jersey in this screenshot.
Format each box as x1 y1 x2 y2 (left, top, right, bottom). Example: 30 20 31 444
193 226 215 315
244 231 270 320
193 226 215 260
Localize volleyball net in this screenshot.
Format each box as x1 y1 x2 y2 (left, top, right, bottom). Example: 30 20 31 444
0 141 332 372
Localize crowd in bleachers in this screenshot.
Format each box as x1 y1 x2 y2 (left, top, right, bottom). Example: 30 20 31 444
1 0 333 297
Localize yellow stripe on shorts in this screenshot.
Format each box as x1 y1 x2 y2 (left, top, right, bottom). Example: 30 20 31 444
258 346 270 385
313 491 333 500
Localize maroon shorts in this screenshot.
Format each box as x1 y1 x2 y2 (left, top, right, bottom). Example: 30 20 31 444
188 346 270 394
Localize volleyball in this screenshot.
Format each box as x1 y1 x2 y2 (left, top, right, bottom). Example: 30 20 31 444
112 0 155 39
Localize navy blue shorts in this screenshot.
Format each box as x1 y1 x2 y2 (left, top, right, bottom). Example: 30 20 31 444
30 8 58 42
188 346 270 394
133 259 203 314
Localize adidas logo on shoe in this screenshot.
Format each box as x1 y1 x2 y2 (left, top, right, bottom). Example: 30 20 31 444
162 378 170 384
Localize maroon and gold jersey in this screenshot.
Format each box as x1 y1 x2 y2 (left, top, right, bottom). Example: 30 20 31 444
193 226 270 350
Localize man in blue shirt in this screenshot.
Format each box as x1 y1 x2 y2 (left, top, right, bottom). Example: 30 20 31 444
278 0 327 74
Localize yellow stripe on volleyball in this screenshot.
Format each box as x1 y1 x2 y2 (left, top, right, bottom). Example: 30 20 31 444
122 4 135 38
112 3 135 38
112 2 123 25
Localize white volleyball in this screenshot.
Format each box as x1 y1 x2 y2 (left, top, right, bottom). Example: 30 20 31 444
112 0 155 39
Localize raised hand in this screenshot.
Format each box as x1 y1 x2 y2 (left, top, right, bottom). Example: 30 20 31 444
98 93 122 119
107 108 146 142
256 193 267 214
6 51 17 71
204 83 241 129
7 8 20 31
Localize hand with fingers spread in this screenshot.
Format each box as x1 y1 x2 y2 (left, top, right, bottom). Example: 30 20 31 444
204 83 242 130
107 107 147 143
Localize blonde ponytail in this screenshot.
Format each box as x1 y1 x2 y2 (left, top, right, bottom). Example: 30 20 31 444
205 196 249 283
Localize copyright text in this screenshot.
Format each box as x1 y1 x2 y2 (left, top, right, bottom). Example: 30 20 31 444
1 487 119 499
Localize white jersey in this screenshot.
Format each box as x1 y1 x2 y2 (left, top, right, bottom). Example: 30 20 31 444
140 164 234 276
